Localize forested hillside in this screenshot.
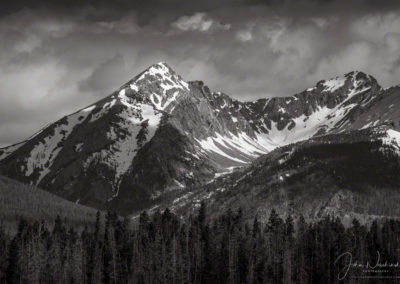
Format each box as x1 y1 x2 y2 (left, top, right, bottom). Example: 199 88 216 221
0 175 99 233
0 203 399 283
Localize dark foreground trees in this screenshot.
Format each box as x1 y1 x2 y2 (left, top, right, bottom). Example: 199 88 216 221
0 204 399 283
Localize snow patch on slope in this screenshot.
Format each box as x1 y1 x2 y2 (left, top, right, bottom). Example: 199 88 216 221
255 81 373 150
322 77 346 92
83 90 162 198
380 129 400 156
193 75 373 168
89 99 118 122
194 131 269 165
82 105 96 112
256 104 358 150
150 90 180 111
24 109 92 184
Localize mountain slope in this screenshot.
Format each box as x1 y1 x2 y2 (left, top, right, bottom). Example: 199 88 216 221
163 126 400 222
0 175 99 231
0 63 204 214
0 62 399 216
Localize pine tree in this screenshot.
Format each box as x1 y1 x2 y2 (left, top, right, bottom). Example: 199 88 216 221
102 211 116 284
283 215 294 284
265 209 284 282
237 222 249 284
0 225 8 282
115 217 132 284
6 236 21 283
91 212 104 284
295 215 309 284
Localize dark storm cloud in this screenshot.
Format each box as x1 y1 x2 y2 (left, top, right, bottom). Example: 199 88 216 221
1 0 400 146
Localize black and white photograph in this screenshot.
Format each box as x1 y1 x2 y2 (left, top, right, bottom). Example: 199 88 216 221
1 0 400 283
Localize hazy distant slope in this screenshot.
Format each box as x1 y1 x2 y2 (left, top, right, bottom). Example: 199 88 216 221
0 175 99 228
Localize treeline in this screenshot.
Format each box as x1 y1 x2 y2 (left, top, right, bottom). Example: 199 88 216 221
1 204 400 283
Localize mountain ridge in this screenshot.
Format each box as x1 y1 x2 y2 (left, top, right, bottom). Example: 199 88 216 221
0 62 399 216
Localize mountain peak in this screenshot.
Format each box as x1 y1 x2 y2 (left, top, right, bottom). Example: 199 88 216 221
307 71 381 93
116 62 189 112
153 61 170 68
344 70 375 83
131 61 184 85
154 61 168 66
344 70 369 78
146 61 173 73
343 70 381 92
138 61 177 78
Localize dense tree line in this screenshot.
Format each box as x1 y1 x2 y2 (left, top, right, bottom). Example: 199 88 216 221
1 204 400 283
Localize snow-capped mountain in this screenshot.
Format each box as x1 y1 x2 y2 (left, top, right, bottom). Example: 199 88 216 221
0 62 399 216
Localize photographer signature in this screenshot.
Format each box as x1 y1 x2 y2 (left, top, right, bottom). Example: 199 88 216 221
334 251 399 280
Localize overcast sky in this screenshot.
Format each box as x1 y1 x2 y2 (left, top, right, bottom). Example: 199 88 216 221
1 0 400 146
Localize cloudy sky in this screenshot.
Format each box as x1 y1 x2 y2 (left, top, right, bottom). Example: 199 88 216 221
1 0 400 146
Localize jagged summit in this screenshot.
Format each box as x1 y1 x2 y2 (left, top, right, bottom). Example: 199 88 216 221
131 61 175 79
344 70 376 79
114 62 190 112
307 71 382 95
127 61 184 88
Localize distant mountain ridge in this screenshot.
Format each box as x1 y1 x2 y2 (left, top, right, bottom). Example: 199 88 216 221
1 62 400 216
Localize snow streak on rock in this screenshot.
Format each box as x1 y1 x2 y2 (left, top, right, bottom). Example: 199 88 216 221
133 62 189 112
83 89 162 197
194 131 268 165
321 77 346 92
24 109 92 184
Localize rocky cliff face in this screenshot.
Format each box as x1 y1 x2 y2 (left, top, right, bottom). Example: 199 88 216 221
0 62 398 216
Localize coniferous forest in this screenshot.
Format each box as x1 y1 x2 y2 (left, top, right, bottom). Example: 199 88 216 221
1 203 400 284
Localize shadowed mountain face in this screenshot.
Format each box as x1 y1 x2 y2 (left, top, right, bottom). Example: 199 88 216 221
1 62 400 216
